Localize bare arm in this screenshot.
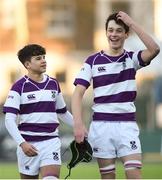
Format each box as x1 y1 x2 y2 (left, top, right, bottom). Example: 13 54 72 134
71 84 88 143
117 11 160 63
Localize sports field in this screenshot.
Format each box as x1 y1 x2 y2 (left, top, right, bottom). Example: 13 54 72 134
0 162 162 179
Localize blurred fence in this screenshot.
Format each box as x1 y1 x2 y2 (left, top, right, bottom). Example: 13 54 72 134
140 130 162 153
140 129 162 163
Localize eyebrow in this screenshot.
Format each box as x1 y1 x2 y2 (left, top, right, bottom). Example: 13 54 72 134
32 55 45 58
108 27 124 31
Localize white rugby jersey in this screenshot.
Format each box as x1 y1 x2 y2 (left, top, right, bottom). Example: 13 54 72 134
3 74 67 141
74 50 150 122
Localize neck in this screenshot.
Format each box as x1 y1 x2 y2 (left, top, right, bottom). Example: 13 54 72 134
105 47 124 56
27 73 44 82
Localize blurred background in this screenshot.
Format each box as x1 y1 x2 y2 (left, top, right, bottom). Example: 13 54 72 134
0 0 162 167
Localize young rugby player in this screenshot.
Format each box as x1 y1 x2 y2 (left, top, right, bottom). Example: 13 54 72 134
3 44 73 179
71 11 160 179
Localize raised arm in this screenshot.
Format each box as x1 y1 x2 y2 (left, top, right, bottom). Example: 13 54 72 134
71 84 88 143
117 11 160 63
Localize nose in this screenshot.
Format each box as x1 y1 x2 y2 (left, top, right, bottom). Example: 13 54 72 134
42 58 46 62
41 56 46 62
111 31 117 36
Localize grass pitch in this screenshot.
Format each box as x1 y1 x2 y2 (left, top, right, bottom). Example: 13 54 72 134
0 162 162 179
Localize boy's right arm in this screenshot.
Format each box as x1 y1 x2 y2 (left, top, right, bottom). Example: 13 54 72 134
71 85 88 143
5 113 25 145
5 113 38 156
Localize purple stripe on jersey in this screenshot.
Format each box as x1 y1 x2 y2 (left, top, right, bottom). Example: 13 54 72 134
86 55 113 66
94 91 137 103
23 80 59 93
93 112 135 121
48 77 61 93
45 81 58 90
24 84 46 92
101 52 128 63
85 51 129 67
23 84 40 92
21 134 59 142
11 77 26 95
10 75 59 94
91 56 110 65
24 75 50 90
74 78 90 88
56 107 67 114
93 69 136 88
20 101 56 114
126 51 133 59
3 107 19 114
22 76 60 93
18 123 59 132
85 53 100 68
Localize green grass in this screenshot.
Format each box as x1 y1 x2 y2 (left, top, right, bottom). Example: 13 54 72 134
0 162 162 179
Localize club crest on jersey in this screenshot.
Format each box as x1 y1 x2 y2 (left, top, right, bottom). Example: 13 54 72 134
130 141 137 150
98 66 106 72
52 152 59 161
51 90 57 99
27 94 36 100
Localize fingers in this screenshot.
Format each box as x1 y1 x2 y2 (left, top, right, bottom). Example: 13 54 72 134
21 142 38 157
31 145 38 152
116 11 125 20
26 151 37 157
30 145 38 156
75 130 88 144
25 146 38 157
85 128 88 137
74 123 88 143
117 11 126 16
116 11 133 27
75 135 84 144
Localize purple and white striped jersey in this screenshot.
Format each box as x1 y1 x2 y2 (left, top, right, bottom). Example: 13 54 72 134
74 50 150 122
3 74 67 141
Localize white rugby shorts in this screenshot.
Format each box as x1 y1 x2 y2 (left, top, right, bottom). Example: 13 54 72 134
17 137 61 175
88 121 141 158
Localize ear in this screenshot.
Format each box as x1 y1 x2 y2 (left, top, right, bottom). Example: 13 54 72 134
125 32 129 39
24 61 30 69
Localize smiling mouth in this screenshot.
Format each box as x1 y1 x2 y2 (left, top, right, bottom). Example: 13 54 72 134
40 66 46 70
110 38 119 42
41 64 46 67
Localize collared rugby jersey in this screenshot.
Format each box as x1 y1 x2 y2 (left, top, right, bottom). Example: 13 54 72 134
3 74 67 141
74 50 150 122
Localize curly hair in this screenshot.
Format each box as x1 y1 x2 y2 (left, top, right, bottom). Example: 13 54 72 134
17 44 46 65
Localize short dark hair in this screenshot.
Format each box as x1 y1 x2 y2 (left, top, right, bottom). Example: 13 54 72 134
17 44 46 65
105 12 129 33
